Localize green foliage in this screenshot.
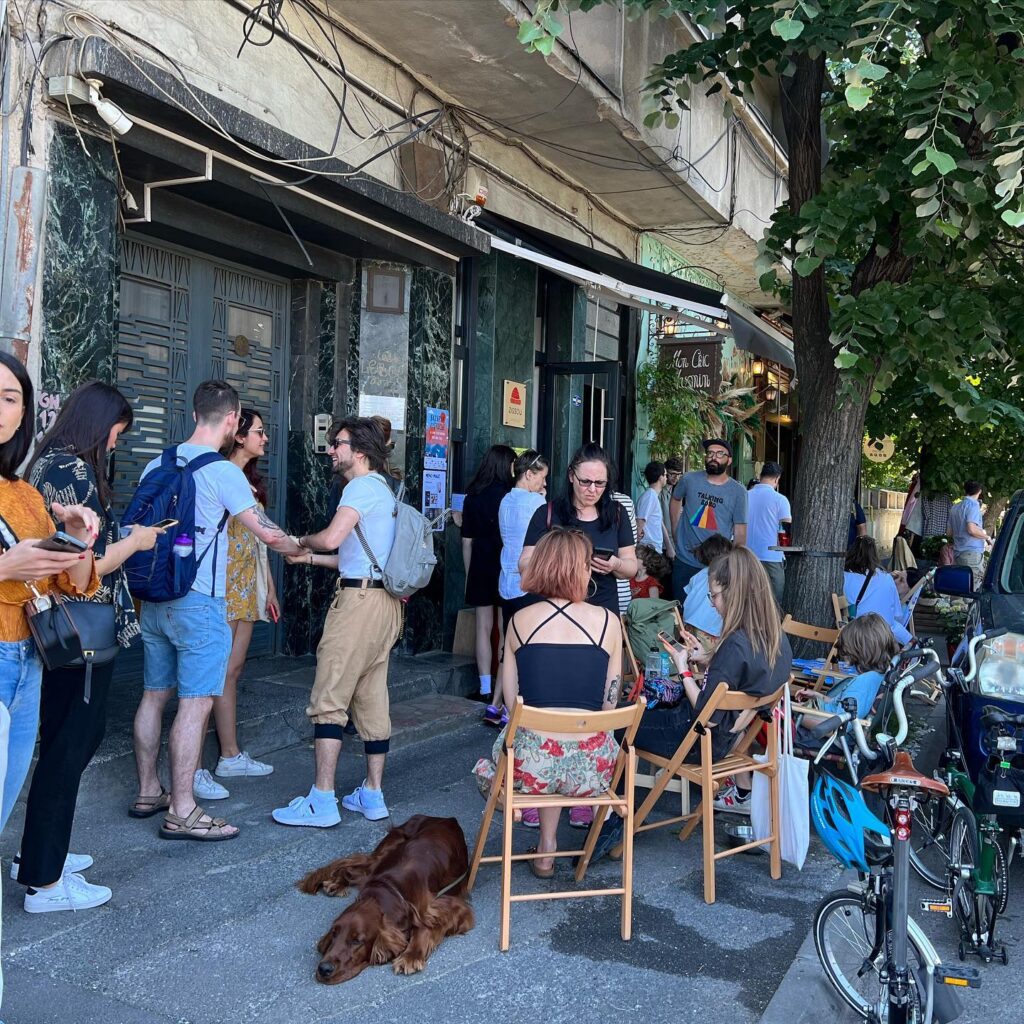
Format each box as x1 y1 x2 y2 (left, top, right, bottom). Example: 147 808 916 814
522 0 1024 428
860 443 916 492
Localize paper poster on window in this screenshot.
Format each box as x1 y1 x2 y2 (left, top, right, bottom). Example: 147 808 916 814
423 470 447 531
358 394 406 432
424 407 449 470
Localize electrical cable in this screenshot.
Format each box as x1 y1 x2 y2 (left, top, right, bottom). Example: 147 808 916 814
236 0 285 58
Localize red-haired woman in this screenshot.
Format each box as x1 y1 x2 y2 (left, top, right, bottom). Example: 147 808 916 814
473 528 622 877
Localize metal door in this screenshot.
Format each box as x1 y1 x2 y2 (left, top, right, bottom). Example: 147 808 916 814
538 360 621 485
114 237 288 676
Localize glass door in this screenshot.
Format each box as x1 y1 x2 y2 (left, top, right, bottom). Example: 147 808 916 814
538 360 620 485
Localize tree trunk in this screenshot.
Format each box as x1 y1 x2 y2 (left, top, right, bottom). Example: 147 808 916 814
984 495 1009 537
780 55 869 635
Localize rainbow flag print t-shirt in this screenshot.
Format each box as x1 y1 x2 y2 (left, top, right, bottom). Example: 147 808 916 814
673 470 749 567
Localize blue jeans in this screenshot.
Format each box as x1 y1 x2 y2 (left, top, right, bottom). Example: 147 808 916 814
0 639 43 833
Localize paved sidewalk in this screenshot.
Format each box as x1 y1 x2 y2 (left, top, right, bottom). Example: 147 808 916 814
1 720 843 1024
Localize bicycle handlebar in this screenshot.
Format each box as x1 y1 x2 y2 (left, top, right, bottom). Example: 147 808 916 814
965 627 1008 683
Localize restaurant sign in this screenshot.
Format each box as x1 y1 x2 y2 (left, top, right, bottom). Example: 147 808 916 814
660 338 722 396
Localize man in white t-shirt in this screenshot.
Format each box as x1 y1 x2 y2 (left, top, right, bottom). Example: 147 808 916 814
746 462 792 604
636 461 667 555
273 417 402 827
132 381 301 841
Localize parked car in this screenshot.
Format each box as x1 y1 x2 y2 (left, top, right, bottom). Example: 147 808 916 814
935 488 1024 778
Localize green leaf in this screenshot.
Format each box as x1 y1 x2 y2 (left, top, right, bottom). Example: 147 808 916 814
835 351 859 370
534 34 555 56
904 124 928 140
925 147 957 176
794 254 824 276
994 149 1023 168
858 61 888 82
911 159 931 176
643 111 662 129
937 220 960 238
664 111 680 130
517 21 544 44
1001 208 1024 227
845 84 872 111
916 197 941 218
771 17 805 40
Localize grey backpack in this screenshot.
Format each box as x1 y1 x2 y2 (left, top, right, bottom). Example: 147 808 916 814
353 476 437 598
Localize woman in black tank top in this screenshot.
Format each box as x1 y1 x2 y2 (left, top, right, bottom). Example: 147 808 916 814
473 529 623 877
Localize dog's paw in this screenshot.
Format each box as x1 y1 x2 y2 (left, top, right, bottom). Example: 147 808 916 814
392 955 425 975
322 881 350 897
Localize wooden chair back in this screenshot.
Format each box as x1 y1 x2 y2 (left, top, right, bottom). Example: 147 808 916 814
832 592 850 629
469 696 647 951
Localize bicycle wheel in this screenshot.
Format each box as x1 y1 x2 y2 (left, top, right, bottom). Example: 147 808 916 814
949 807 981 926
907 793 956 890
814 889 927 1020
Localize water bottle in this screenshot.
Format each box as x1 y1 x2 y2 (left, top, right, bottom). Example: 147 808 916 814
645 647 662 681
661 649 673 678
172 534 192 593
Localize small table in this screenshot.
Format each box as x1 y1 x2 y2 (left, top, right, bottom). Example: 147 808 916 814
769 546 846 558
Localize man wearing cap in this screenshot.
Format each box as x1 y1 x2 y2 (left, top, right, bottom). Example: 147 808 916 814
746 462 792 604
669 439 748 600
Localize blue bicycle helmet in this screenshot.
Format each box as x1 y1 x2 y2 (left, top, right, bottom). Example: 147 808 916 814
811 771 890 871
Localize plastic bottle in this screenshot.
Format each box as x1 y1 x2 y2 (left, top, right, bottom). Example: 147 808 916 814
645 647 662 681
661 649 673 678
173 534 193 558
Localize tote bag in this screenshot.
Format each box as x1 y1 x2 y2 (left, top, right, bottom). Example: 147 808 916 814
752 686 810 869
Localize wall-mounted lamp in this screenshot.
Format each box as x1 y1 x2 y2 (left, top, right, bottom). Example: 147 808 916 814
751 358 765 376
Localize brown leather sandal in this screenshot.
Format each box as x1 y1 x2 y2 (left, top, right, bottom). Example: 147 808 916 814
128 789 171 819
159 806 240 842
527 847 555 878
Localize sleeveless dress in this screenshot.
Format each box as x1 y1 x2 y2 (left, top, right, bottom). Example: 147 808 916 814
225 496 262 622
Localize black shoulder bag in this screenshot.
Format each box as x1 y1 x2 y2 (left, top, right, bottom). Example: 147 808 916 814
0 513 117 703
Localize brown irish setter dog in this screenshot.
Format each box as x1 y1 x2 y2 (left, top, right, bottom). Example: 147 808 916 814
299 814 474 984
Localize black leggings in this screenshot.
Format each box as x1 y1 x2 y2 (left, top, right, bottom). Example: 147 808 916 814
17 660 114 888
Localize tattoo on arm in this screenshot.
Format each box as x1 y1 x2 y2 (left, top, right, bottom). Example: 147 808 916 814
250 506 287 543
604 675 622 706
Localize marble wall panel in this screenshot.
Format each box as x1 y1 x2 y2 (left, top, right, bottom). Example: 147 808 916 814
39 125 120 418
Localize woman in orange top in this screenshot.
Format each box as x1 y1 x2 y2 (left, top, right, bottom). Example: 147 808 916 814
0 353 100 836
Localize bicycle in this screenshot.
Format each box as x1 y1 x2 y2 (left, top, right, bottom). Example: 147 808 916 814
904 630 1022 965
809 647 980 1023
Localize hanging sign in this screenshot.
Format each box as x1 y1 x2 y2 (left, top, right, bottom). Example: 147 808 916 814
863 435 895 464
503 380 527 428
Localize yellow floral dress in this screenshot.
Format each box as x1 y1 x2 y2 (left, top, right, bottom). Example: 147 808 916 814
225 500 261 623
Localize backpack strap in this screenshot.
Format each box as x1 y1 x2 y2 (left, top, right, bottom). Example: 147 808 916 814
546 501 553 529
184 450 227 472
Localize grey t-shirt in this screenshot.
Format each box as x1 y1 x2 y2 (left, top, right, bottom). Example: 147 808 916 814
337 472 398 578
673 471 748 566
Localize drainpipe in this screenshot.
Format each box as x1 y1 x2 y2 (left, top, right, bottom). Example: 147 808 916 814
0 165 47 361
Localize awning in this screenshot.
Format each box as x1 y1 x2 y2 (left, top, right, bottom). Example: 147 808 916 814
722 294 796 370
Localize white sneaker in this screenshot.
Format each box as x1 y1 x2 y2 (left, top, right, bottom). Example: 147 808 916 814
341 781 390 821
193 769 229 801
24 872 112 913
271 793 341 828
215 751 274 778
10 851 93 882
713 784 751 815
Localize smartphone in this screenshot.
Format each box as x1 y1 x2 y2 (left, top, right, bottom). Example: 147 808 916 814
657 630 686 653
268 603 280 623
153 519 180 531
593 547 615 561
35 531 88 553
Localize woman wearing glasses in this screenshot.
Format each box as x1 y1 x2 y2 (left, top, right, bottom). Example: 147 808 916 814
520 444 637 617
194 409 280 801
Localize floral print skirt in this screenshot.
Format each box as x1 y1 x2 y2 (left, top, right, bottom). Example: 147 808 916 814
473 726 619 798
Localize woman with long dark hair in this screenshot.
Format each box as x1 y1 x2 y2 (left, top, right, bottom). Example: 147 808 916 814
0 372 121 913
193 409 280 801
461 444 516 701
520 443 637 615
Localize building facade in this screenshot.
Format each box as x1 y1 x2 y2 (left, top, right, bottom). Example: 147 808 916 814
0 0 791 655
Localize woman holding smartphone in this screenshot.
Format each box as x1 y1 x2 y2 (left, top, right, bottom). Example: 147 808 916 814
519 443 637 616
194 409 280 801
4 375 138 912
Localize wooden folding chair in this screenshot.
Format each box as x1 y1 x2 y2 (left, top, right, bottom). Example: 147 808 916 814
578 682 787 904
832 592 850 630
468 696 646 951
782 615 855 692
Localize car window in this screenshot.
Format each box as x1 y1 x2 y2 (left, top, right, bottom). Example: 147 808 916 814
999 511 1024 593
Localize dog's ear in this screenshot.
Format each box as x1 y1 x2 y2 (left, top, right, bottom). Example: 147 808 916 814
370 918 408 965
317 924 340 956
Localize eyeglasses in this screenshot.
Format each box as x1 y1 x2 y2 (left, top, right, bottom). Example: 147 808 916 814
249 428 269 438
574 474 607 491
708 588 725 601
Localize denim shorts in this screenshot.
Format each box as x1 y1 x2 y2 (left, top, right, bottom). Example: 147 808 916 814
141 591 230 698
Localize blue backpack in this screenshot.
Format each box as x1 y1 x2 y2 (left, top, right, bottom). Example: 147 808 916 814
122 447 230 602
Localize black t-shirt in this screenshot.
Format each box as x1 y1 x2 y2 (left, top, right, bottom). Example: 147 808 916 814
698 629 793 759
523 502 634 613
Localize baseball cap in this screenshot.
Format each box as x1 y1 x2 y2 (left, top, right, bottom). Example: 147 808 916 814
702 438 733 457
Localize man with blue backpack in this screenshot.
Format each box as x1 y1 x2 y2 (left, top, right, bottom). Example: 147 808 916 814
125 381 301 842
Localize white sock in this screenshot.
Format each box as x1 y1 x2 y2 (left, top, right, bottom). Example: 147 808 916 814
310 786 335 804
479 674 492 696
